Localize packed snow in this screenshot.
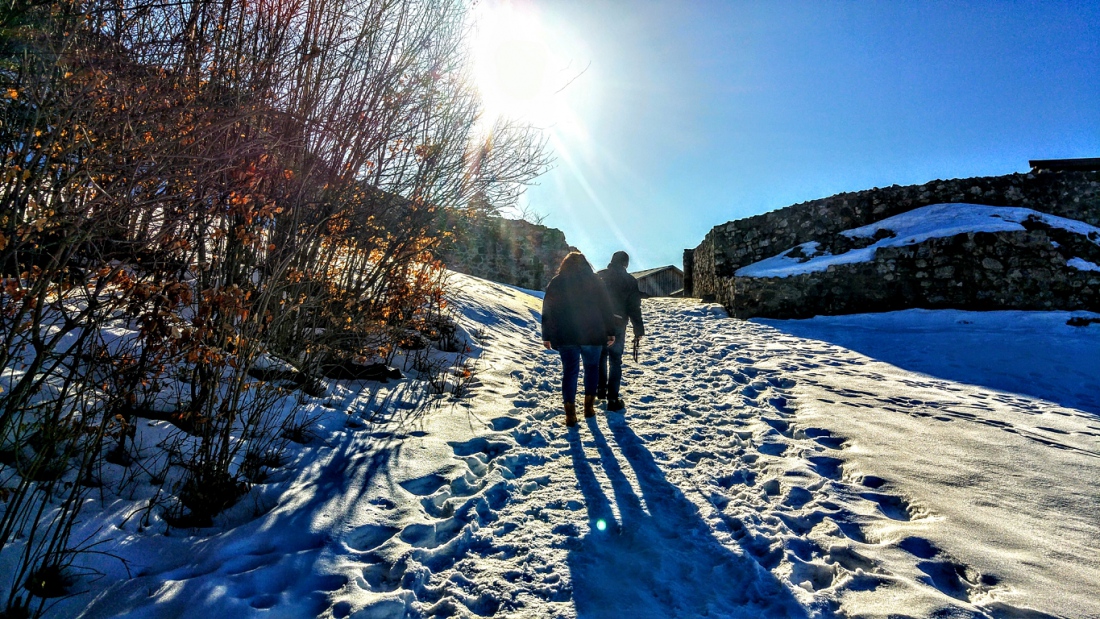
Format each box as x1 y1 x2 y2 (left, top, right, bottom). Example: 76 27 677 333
1069 257 1100 272
737 203 1100 278
10 273 1100 618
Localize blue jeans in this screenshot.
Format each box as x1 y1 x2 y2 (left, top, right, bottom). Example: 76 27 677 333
598 327 627 399
558 345 603 403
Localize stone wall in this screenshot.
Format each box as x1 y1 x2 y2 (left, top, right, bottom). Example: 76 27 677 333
682 249 695 297
727 230 1100 319
436 212 574 290
689 170 1100 316
693 170 1100 288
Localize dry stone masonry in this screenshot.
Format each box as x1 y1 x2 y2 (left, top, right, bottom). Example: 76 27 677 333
689 170 1100 318
436 212 575 291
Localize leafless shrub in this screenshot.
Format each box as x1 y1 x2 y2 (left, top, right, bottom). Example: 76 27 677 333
0 0 549 611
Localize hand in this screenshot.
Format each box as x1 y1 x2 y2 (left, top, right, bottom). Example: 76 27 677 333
607 336 616 347
543 341 552 350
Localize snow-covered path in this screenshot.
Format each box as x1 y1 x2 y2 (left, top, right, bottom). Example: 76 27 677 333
66 275 1100 618
333 280 808 618
287 277 1097 619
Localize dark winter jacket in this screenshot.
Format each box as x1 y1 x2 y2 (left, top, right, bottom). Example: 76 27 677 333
541 271 616 348
597 264 645 337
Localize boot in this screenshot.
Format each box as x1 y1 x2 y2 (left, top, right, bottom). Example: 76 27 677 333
583 394 597 418
563 402 578 427
607 397 625 412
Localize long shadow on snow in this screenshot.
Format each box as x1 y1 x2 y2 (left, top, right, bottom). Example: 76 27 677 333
77 388 415 619
754 317 1100 416
565 416 806 619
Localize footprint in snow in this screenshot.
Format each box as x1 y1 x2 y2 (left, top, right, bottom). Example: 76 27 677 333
762 417 792 437
513 427 548 448
783 486 814 508
757 442 787 457
400 474 450 496
806 455 844 480
813 434 846 450
490 416 521 431
345 524 400 552
400 517 465 549
898 536 938 559
860 491 916 521
356 556 407 593
449 436 511 459
768 396 795 414
916 559 1002 604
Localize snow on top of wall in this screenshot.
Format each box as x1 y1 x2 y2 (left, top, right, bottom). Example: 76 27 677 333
840 202 1100 242
1068 257 1100 272
737 203 1100 278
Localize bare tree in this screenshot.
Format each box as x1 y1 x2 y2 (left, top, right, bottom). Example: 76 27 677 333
0 0 550 612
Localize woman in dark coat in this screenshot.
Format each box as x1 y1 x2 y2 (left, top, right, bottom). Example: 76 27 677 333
541 252 616 427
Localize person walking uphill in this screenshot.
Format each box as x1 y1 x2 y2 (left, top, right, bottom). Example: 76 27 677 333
597 251 644 412
541 252 617 428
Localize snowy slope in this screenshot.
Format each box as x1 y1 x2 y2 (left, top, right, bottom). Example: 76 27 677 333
25 274 1100 618
737 203 1100 278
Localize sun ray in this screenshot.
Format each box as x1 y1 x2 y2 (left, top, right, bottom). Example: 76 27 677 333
549 131 642 262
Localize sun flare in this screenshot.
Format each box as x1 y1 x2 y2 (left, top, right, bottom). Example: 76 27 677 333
470 2 562 125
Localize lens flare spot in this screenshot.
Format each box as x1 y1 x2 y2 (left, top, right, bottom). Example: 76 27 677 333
596 519 607 531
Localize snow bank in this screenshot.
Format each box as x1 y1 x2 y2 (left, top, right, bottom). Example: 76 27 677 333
737 203 1100 278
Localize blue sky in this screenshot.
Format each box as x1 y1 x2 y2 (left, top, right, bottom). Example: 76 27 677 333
509 0 1100 272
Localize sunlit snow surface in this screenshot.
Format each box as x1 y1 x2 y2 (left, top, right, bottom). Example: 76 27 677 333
1069 257 1100 272
737 203 1100 278
27 274 1100 618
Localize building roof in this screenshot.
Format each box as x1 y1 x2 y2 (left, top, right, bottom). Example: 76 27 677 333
631 265 684 279
1028 157 1100 172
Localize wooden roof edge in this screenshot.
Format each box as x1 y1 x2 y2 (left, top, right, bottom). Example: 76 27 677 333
631 265 685 279
1028 157 1100 171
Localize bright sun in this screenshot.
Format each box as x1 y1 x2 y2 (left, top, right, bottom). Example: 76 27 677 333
470 3 560 125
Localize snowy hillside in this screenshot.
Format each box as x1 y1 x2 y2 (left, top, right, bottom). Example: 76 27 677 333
737 203 1100 278
20 274 1100 618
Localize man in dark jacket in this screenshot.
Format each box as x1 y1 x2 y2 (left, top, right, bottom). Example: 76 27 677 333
596 251 644 411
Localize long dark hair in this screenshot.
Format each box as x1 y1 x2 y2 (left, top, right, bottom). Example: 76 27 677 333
556 251 593 277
